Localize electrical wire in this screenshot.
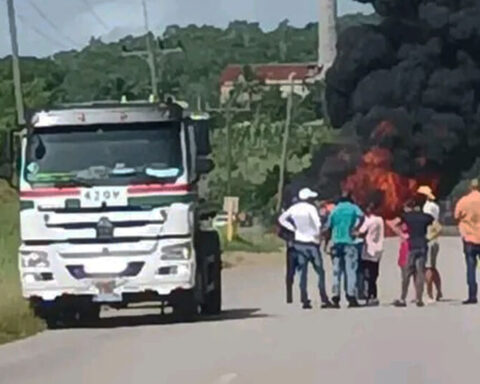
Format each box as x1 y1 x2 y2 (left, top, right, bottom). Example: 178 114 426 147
16 13 70 51
79 0 110 31
26 0 81 47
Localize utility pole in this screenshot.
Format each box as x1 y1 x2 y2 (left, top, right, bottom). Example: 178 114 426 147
122 0 182 99
318 0 338 77
7 0 25 126
142 0 158 98
276 73 296 212
207 93 250 243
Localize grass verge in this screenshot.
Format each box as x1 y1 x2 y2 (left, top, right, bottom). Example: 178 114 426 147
219 227 282 253
0 190 44 345
218 226 283 269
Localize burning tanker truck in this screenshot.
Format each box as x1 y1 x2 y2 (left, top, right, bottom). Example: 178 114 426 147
303 0 480 217
0 100 222 328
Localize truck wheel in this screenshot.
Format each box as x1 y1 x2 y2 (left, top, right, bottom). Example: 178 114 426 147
42 309 74 329
173 290 198 322
30 299 63 329
78 304 101 325
198 231 222 315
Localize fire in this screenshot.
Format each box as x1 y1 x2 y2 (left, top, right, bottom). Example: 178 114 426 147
342 148 436 219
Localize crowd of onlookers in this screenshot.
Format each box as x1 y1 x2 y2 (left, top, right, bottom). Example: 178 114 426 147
277 179 480 309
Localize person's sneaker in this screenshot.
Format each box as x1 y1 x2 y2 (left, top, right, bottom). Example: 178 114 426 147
348 299 360 308
416 301 425 307
394 299 407 307
302 301 313 309
436 293 443 302
462 298 478 305
321 301 334 309
367 298 380 307
425 297 436 305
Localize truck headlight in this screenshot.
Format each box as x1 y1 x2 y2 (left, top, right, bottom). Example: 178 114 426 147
161 242 192 260
21 251 50 268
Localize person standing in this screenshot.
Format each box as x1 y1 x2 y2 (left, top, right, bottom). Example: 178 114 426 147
358 202 385 306
388 194 439 307
354 213 367 301
417 186 443 303
455 179 480 305
278 188 332 309
324 191 364 308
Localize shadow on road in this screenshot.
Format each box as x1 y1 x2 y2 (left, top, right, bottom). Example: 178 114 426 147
65 308 269 330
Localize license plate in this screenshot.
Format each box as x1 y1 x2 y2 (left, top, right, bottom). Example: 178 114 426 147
93 281 122 303
93 293 122 303
84 259 127 274
81 187 127 207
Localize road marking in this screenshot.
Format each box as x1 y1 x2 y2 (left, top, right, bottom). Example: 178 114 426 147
214 373 238 384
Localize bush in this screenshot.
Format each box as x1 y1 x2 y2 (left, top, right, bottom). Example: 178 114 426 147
0 191 44 344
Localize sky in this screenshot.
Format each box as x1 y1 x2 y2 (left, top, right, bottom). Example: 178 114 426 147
0 0 373 58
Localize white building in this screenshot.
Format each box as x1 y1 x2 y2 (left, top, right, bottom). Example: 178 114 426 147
219 63 322 104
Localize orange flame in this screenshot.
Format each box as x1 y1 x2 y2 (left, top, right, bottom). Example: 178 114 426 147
342 148 437 218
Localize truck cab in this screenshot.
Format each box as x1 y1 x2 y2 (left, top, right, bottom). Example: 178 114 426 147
0 101 221 327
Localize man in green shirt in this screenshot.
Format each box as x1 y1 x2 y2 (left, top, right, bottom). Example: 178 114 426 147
325 192 364 308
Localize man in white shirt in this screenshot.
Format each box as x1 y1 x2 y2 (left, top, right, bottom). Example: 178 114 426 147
418 186 443 302
278 188 332 309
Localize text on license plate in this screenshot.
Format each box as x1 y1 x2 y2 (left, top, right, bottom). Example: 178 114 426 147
81 187 127 207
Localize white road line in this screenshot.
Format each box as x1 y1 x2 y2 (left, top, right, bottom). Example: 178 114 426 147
214 373 238 384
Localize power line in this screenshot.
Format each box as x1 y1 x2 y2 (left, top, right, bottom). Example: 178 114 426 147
27 0 81 47
16 13 70 51
79 0 110 31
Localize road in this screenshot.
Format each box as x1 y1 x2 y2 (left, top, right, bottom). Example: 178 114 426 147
1 237 480 384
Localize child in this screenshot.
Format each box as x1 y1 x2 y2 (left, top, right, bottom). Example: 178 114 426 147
358 202 385 306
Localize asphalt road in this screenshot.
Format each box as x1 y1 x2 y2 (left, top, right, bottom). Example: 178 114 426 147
1 237 480 384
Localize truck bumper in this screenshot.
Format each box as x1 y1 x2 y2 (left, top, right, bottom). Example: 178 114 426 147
19 239 196 302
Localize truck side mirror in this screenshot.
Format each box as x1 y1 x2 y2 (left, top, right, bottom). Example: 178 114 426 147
196 157 214 174
0 130 13 181
191 119 211 157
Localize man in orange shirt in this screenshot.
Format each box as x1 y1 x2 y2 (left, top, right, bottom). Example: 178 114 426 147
455 179 480 304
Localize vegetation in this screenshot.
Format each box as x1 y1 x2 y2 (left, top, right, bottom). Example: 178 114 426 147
0 187 43 344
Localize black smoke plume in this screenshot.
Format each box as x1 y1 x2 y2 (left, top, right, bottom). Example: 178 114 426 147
324 0 480 202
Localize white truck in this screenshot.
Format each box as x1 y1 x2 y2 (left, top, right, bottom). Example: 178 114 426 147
0 100 222 328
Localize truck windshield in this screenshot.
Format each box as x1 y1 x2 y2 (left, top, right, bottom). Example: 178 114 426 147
25 122 183 186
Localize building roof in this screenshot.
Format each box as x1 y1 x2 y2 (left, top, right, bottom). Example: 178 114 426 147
220 63 321 85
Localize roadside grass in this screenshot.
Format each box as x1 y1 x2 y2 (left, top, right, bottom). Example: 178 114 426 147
219 227 282 253
218 225 283 269
0 188 44 344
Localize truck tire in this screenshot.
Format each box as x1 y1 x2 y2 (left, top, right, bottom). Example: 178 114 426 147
197 231 222 315
30 299 63 329
173 290 198 322
40 307 75 330
78 304 101 325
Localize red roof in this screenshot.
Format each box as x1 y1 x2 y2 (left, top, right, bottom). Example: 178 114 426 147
220 63 321 85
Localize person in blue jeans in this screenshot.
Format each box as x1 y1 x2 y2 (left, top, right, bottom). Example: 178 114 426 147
279 188 333 309
325 192 364 308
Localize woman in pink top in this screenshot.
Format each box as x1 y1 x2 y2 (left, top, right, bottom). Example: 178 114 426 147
358 202 385 306
394 201 417 301
398 223 409 269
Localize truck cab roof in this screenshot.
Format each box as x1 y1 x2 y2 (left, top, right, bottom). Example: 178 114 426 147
29 101 210 129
